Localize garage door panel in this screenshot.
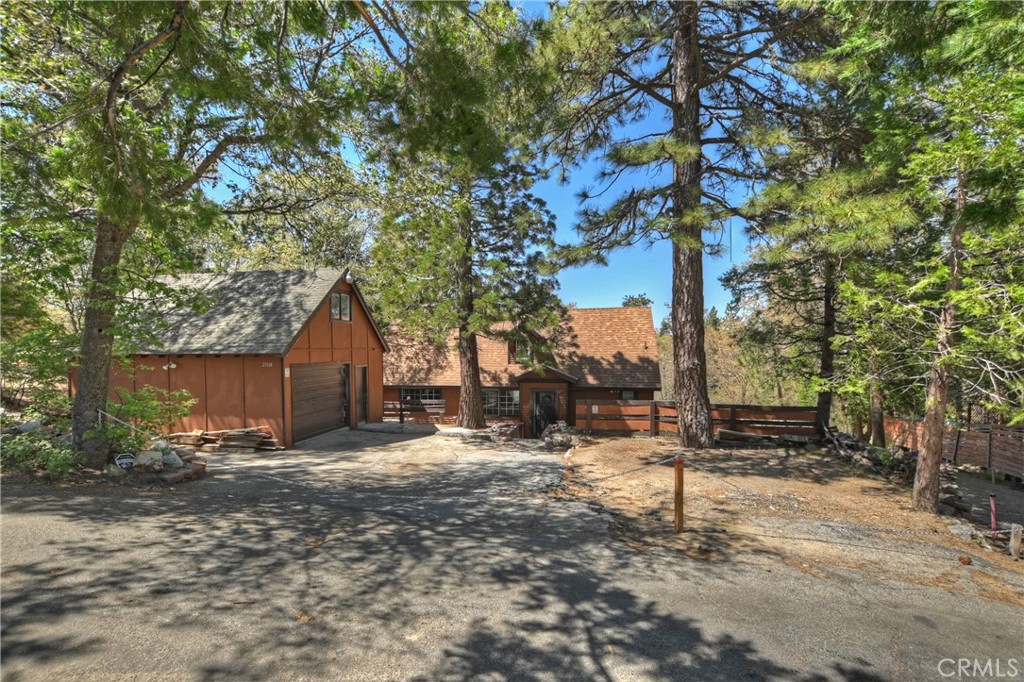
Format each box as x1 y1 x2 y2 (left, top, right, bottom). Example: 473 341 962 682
292 362 346 441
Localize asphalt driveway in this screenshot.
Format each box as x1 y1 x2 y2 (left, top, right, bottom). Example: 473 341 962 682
2 430 1021 681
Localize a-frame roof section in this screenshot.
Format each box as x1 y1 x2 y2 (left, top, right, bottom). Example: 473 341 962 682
137 269 388 355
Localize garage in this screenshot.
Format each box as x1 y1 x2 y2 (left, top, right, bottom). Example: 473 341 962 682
291 362 350 442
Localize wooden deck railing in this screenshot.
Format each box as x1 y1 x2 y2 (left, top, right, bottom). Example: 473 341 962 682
384 399 447 423
574 400 818 438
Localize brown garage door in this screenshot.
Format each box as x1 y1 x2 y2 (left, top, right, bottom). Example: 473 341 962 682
292 362 348 442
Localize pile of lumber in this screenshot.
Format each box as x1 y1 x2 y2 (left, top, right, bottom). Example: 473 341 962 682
167 427 283 453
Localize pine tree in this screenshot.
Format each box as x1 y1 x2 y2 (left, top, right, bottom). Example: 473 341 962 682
364 3 564 430
544 1 825 447
821 0 1024 511
2 2 378 465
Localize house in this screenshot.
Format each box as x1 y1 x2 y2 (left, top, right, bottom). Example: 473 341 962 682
383 307 661 437
82 269 388 447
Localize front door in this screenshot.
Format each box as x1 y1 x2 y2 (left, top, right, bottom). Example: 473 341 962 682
341 364 351 427
355 366 369 424
531 390 558 438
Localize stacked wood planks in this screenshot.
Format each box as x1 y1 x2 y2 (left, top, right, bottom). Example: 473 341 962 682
167 427 283 453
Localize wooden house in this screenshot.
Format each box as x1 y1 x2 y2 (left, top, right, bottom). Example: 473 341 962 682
383 307 661 437
80 269 388 447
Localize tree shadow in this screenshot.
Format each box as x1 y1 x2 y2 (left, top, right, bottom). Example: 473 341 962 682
0 435 969 681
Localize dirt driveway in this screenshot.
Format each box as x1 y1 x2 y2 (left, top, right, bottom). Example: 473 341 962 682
558 437 1024 605
2 430 1022 681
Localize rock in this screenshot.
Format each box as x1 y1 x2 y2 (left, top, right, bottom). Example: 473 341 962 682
14 420 41 433
104 463 127 477
947 522 975 540
958 555 973 566
852 455 874 469
1009 524 1022 561
151 440 171 452
803 442 820 453
134 449 164 472
162 451 184 469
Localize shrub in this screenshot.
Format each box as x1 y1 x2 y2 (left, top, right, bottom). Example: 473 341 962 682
100 386 196 452
1 431 82 479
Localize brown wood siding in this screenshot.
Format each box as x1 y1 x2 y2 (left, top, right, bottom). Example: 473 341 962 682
243 356 284 438
291 362 345 442
204 356 246 432
170 355 207 433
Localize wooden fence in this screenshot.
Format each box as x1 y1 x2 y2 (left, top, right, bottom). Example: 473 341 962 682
885 417 1024 479
574 401 818 438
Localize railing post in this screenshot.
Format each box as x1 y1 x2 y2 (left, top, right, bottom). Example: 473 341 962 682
649 401 658 437
585 400 593 431
729 405 737 431
399 400 405 424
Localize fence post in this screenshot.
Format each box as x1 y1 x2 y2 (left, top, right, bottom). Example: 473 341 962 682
988 427 995 483
674 456 685 533
952 426 962 465
585 400 593 432
729 405 737 431
649 401 658 438
399 400 405 424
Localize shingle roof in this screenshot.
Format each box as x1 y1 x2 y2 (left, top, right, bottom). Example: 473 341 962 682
136 269 372 355
383 307 661 389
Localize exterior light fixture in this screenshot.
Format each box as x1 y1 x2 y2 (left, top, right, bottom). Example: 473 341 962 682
162 361 177 370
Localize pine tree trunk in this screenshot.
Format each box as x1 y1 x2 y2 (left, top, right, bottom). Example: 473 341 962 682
868 361 886 447
670 1 712 448
457 330 485 429
454 193 485 431
815 260 836 434
913 186 965 512
71 216 133 468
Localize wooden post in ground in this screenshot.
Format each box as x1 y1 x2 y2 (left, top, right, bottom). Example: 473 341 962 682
649 401 658 438
585 400 593 432
674 456 685 533
988 427 995 483
952 426 962 465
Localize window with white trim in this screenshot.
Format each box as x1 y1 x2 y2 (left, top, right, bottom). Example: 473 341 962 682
621 390 636 401
330 292 351 321
482 388 520 417
401 387 441 402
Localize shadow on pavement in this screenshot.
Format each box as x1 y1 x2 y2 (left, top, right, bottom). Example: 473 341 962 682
0 440 948 682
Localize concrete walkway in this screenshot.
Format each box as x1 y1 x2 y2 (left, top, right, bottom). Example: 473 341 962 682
2 431 1021 681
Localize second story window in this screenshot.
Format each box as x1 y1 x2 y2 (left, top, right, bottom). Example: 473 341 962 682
330 292 351 321
513 340 532 365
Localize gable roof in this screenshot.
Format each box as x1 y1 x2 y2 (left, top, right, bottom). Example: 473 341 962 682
383 307 661 389
135 269 387 355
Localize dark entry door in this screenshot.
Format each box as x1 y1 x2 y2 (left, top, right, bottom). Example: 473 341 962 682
341 364 351 427
355 366 369 424
531 390 558 437
292 362 345 442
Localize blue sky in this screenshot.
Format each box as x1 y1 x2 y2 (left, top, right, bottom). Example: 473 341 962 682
534 172 752 325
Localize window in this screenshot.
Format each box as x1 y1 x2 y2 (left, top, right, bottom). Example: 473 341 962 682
330 292 351 321
483 388 520 417
621 390 636 401
513 340 532 364
401 388 441 402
